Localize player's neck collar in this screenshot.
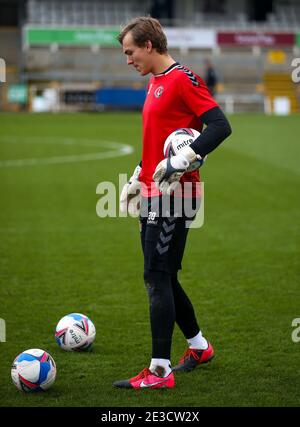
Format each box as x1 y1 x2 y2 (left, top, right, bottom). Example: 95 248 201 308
154 62 179 77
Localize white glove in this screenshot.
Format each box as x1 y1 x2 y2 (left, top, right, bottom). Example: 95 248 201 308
120 165 142 217
153 146 203 195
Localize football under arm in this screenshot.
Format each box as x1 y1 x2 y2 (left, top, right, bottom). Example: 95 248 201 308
189 106 232 158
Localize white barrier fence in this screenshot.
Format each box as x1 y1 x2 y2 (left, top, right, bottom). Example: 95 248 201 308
216 93 265 114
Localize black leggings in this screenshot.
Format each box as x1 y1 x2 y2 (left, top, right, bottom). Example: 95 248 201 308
141 210 200 359
144 269 200 359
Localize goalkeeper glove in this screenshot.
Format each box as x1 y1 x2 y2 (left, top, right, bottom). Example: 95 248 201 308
120 164 142 217
153 146 204 195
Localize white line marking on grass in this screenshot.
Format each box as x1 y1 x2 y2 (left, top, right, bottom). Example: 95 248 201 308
0 136 134 167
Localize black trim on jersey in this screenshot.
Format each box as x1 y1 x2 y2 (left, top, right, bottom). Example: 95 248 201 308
190 107 232 157
176 65 199 87
155 63 200 88
155 62 179 76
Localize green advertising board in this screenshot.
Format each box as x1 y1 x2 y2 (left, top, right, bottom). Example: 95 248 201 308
25 27 120 46
297 33 300 46
8 84 28 104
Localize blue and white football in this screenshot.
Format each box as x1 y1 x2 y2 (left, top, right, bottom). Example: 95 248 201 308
55 313 96 351
11 348 56 392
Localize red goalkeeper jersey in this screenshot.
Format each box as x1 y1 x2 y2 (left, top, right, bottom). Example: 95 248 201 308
140 62 218 197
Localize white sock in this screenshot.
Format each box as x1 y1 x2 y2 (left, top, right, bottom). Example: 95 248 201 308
149 358 172 377
187 331 208 350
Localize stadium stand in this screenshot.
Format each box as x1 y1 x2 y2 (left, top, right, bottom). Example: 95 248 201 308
25 0 300 30
1 0 299 113
26 0 151 26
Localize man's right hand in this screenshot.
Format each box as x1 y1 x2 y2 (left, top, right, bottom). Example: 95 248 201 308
120 165 142 217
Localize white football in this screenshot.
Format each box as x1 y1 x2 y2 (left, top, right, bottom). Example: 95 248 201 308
163 128 205 172
55 313 96 351
11 348 56 392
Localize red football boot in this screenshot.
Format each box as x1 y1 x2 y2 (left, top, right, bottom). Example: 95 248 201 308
113 367 175 389
172 342 214 372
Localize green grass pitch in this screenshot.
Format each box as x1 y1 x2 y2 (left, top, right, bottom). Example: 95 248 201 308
0 112 299 407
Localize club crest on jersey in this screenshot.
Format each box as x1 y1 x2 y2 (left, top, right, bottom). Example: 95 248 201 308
154 86 164 98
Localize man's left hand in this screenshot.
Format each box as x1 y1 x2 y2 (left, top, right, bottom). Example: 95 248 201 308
153 146 201 195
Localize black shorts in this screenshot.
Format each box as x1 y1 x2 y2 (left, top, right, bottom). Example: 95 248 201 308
140 196 197 274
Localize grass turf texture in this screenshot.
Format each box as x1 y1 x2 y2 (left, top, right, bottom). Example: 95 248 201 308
0 112 299 407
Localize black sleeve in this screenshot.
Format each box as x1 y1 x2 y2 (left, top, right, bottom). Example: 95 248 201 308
190 106 232 158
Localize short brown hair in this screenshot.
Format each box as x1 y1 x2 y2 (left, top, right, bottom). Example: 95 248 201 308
117 16 168 54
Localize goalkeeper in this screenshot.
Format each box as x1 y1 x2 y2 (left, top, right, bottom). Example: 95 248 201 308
115 17 231 390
